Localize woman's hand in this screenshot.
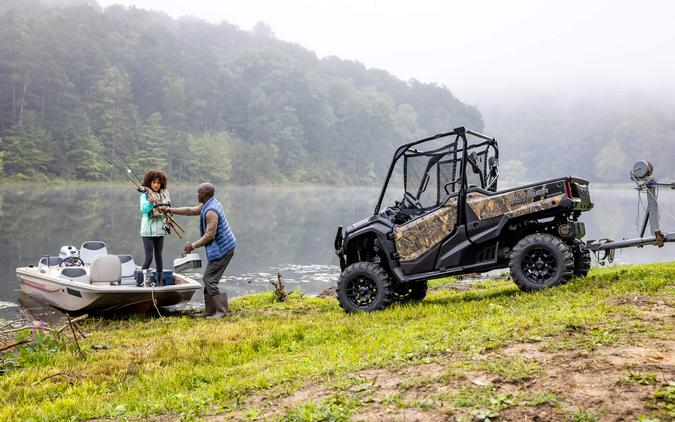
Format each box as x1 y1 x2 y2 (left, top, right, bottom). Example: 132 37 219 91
149 196 157 205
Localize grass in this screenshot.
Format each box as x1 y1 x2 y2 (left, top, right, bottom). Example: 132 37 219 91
0 262 673 421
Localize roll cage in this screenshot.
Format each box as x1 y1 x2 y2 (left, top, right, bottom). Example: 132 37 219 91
374 127 499 215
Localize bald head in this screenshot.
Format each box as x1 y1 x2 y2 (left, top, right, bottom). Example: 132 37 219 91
197 182 215 203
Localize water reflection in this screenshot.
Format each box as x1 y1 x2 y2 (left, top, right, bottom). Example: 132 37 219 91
0 184 673 320
0 185 377 319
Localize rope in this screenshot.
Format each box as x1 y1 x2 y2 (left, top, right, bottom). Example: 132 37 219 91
150 283 164 319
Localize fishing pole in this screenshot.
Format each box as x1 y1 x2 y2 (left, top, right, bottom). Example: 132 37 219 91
101 150 146 192
110 148 144 186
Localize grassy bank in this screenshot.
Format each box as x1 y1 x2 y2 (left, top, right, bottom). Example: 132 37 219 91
1 263 673 421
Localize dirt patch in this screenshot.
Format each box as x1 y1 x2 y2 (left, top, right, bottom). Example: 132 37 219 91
235 339 672 421
502 342 550 362
353 407 448 421
317 287 337 298
429 282 474 293
606 295 674 320
491 339 675 421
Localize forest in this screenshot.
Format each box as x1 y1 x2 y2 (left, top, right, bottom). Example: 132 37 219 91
0 0 482 185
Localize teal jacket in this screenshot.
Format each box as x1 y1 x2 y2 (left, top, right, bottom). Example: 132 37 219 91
139 190 170 237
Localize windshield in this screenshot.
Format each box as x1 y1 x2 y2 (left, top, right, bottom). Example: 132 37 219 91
376 129 499 214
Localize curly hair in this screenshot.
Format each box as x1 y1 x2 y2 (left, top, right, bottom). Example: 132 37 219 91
142 169 168 190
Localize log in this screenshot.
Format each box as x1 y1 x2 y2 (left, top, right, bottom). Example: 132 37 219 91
0 339 29 353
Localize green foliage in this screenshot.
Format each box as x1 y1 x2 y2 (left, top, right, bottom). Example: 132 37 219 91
653 381 675 418
2 111 53 180
0 3 482 184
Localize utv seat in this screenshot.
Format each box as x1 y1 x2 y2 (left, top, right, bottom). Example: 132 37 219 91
80 241 108 265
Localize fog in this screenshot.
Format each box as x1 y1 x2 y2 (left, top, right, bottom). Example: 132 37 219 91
96 0 675 104
92 0 675 183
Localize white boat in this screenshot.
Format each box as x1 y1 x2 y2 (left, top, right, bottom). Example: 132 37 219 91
16 241 202 314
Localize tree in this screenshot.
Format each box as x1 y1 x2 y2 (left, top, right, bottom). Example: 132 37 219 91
59 111 105 179
1 111 52 179
593 139 626 182
88 66 139 157
136 112 169 170
184 131 234 184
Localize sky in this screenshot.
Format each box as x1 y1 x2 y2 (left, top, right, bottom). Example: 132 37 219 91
95 0 675 104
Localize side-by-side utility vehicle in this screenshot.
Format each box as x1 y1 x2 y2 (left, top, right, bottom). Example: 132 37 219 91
334 127 595 312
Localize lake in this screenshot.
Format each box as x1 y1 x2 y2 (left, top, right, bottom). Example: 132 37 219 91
1 184 673 319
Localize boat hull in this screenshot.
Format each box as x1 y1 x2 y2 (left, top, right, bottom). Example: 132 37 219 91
17 267 201 314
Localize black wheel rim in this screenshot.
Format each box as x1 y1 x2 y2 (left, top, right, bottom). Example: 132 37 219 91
346 275 378 307
521 246 558 284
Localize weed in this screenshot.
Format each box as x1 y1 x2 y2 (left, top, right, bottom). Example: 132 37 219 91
568 407 599 422
619 372 659 386
278 395 357 422
653 381 675 418
527 392 559 406
480 356 542 382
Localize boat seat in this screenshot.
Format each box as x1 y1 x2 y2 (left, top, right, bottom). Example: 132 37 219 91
80 241 108 265
90 255 121 285
39 256 63 268
118 254 137 285
60 267 89 283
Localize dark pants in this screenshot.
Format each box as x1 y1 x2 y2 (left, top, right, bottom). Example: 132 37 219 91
202 249 235 296
141 236 164 275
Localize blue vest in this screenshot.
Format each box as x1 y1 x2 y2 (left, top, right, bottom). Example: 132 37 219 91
200 197 236 262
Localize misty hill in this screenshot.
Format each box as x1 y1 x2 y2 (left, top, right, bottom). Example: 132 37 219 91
0 2 482 184
482 90 675 184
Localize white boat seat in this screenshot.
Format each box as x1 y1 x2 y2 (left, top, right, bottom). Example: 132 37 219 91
60 267 89 283
90 255 121 285
80 241 108 265
39 256 63 268
118 254 137 285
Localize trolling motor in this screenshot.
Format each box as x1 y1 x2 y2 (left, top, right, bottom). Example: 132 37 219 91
587 160 675 263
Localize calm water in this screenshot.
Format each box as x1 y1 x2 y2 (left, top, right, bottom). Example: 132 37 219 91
1 185 674 319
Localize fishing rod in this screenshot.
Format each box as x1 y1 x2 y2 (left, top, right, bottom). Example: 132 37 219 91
99 148 186 239
110 148 144 187
101 150 146 192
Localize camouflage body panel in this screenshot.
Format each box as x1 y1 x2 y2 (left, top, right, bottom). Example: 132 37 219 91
394 197 459 262
467 188 565 220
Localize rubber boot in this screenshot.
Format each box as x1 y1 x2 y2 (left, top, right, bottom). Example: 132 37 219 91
206 293 229 319
190 295 215 318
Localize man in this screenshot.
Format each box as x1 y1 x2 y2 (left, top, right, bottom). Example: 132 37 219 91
161 182 236 318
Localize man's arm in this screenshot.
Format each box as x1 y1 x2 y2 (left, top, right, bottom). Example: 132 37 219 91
167 203 203 216
188 210 218 250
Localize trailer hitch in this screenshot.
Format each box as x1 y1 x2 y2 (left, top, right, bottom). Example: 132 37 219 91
586 160 675 264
